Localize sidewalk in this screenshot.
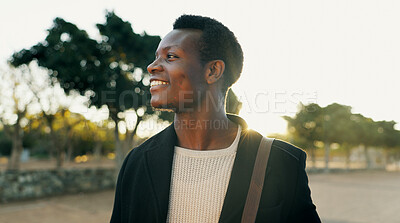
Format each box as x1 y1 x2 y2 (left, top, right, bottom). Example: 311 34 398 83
310 171 400 223
1 170 399 223
0 158 115 171
0 190 115 223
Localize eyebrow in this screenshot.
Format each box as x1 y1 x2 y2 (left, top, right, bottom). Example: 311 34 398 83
155 45 183 57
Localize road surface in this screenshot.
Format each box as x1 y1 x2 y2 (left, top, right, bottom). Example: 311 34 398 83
1 171 399 223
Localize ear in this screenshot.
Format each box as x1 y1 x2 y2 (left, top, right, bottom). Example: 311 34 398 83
205 60 225 85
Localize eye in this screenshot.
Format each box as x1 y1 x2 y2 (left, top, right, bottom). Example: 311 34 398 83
167 54 179 60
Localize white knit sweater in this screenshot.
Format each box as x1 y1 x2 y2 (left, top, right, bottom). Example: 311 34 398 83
166 125 242 223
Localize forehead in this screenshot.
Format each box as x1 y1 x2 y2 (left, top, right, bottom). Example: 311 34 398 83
156 29 202 55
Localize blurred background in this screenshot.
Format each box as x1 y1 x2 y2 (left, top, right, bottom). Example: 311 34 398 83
0 0 399 223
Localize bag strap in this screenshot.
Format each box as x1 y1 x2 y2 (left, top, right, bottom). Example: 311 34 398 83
241 137 274 223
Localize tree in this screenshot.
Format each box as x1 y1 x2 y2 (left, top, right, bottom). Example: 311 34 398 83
10 12 165 171
350 114 382 169
0 66 36 171
17 62 84 168
375 120 400 168
73 119 113 162
10 12 243 172
321 103 353 171
48 109 86 167
285 103 358 172
284 103 323 169
375 120 400 150
353 116 400 169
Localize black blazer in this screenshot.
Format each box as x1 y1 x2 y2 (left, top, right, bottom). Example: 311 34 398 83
110 114 321 223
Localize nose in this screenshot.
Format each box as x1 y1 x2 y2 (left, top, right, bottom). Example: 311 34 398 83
147 59 163 74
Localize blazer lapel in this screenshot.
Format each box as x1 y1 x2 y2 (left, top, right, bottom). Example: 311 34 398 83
219 117 273 223
218 129 259 222
144 124 177 222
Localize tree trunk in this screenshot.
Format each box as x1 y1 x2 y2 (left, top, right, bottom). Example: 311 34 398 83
50 130 66 169
93 140 102 163
122 123 138 156
49 124 65 169
65 142 74 163
363 145 372 169
114 119 123 175
56 147 65 168
116 115 141 175
397 153 400 171
324 142 330 173
7 133 23 171
7 124 23 171
345 145 351 170
310 147 316 169
124 115 141 155
382 149 388 170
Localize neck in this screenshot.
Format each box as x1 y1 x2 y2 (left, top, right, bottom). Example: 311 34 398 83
173 97 238 151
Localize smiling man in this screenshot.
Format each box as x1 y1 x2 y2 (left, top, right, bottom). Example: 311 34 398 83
110 15 320 223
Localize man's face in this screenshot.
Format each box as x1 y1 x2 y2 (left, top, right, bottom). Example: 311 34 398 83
147 29 207 112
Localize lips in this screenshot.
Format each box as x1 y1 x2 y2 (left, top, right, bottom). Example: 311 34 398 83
150 79 169 93
150 80 169 87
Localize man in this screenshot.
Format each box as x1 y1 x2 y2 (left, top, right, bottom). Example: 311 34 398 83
110 15 320 223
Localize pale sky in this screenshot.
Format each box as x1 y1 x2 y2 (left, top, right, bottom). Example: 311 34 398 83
1 0 399 135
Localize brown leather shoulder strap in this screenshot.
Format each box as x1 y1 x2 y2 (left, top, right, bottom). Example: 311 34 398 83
241 137 274 223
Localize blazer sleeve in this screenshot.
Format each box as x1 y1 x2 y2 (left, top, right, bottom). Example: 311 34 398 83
287 152 321 223
110 150 132 223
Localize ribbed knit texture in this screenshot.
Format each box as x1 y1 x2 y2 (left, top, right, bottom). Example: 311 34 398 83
166 125 241 223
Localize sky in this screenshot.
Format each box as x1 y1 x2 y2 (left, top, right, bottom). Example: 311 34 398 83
1 0 399 135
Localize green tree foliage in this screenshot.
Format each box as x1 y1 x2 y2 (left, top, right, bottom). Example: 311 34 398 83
375 120 400 149
10 11 242 171
321 103 353 171
10 12 166 170
26 109 115 164
285 102 400 171
11 12 157 116
69 119 115 162
350 115 400 168
284 103 323 168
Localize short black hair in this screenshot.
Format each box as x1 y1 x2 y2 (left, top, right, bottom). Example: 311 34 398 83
173 15 244 94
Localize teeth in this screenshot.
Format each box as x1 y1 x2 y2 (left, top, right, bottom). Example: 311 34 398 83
150 80 169 87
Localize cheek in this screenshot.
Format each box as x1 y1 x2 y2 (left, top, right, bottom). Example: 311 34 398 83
168 64 206 96
171 73 194 92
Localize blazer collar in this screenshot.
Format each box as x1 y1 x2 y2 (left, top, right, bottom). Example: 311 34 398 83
219 115 262 222
144 114 261 222
144 123 177 222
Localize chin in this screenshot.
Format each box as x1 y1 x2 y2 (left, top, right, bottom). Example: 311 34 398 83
151 100 176 112
152 107 175 113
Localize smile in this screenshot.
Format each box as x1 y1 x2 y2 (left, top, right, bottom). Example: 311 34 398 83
150 80 169 87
